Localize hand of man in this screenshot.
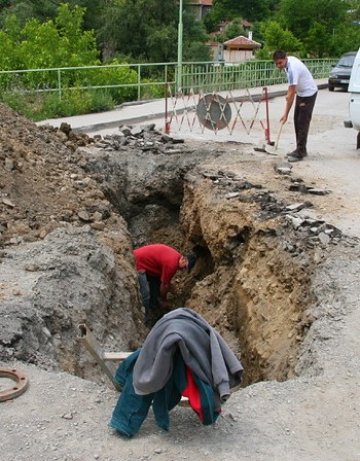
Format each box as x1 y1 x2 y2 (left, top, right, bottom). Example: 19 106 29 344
158 297 170 310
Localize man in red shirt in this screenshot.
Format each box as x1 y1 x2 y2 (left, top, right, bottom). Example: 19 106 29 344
133 244 196 326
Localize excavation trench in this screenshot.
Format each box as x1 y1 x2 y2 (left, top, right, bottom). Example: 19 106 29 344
0 109 346 404
92 141 322 387
0 125 333 390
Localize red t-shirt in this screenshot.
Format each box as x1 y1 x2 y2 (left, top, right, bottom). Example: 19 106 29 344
133 244 181 285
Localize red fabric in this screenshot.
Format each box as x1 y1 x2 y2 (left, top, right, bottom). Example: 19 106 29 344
133 244 181 285
182 367 204 422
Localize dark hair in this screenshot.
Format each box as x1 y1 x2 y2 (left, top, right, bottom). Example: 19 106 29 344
273 50 287 61
186 253 197 272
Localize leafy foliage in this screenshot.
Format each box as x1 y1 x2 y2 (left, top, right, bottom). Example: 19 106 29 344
1 4 99 73
256 20 303 59
96 0 210 62
275 0 360 57
204 0 279 31
217 18 246 42
0 0 358 122
0 3 140 118
278 0 348 41
1 0 359 62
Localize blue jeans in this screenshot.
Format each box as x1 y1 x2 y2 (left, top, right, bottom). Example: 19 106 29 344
137 272 150 311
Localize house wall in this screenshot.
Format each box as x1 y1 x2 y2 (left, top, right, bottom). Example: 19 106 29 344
224 49 255 63
189 4 212 20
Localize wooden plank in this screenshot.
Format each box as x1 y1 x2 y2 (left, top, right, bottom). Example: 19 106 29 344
103 351 132 361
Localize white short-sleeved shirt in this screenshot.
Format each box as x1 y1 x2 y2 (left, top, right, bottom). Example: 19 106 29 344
286 56 318 97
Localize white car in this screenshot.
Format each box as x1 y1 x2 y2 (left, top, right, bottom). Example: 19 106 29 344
344 48 360 147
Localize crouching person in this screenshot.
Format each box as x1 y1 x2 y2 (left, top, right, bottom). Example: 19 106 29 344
133 243 196 327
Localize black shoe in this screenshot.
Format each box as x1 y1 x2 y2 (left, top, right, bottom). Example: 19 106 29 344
286 149 299 157
286 149 307 158
287 153 303 163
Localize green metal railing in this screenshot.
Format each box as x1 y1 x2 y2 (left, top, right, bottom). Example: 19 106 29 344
181 59 335 92
0 59 335 102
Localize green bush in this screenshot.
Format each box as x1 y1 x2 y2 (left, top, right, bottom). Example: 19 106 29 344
84 60 138 104
0 87 116 121
89 90 116 113
0 90 36 118
139 79 165 100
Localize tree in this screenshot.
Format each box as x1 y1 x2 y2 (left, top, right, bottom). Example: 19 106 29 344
204 0 242 31
330 22 360 56
256 20 303 59
0 0 108 36
278 0 348 42
234 0 276 21
97 0 125 60
204 0 278 30
222 18 245 41
97 0 210 62
0 0 61 26
1 4 99 72
347 0 360 22
304 22 330 58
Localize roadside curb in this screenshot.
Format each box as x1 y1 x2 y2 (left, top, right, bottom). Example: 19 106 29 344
48 81 330 134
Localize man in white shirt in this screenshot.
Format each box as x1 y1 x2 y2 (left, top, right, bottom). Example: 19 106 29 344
273 50 318 162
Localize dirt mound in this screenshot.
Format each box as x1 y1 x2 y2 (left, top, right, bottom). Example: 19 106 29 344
0 104 113 244
0 104 145 378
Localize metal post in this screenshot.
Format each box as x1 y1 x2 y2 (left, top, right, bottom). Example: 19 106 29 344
137 64 141 101
57 69 62 101
177 0 183 93
263 86 271 144
164 64 170 134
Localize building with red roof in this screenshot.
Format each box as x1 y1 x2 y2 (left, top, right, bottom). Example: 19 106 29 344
189 0 213 20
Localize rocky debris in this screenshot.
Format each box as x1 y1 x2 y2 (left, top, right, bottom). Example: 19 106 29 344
91 124 186 155
183 166 344 251
0 104 117 245
285 201 313 212
285 212 342 247
289 179 331 195
0 103 147 382
274 163 293 175
0 100 355 404
202 169 263 190
272 170 333 196
187 168 337 252
307 188 331 195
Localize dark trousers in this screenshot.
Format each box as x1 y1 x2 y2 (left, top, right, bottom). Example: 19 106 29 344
137 272 162 327
294 92 317 155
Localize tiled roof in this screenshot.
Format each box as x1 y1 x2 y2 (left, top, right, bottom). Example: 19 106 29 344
189 0 213 6
223 35 261 49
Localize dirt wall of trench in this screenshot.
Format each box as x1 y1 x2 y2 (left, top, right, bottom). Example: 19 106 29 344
180 173 317 384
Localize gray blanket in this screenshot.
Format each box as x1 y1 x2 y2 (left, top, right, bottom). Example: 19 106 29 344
133 307 243 402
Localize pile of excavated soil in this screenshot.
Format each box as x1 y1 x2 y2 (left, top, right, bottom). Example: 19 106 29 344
0 104 118 244
0 104 145 378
